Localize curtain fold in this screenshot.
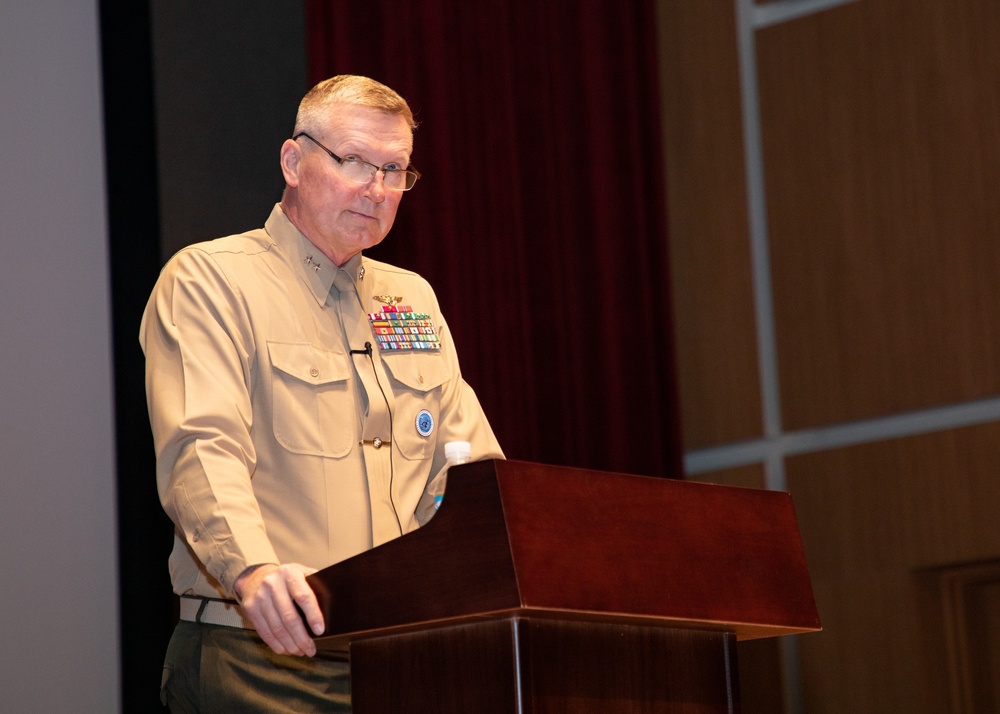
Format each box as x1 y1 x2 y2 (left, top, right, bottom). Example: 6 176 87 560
304 0 682 478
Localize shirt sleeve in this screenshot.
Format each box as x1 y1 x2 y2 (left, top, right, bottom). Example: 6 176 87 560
426 300 505 474
139 248 279 595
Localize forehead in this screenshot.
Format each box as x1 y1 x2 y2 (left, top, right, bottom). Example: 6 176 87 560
320 104 413 157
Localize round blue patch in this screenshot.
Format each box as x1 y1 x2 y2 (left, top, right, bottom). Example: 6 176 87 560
415 409 434 437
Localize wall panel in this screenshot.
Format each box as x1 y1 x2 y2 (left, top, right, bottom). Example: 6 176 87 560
657 0 762 450
151 1 307 259
658 0 1000 710
787 422 1000 712
756 0 1000 429
0 0 120 709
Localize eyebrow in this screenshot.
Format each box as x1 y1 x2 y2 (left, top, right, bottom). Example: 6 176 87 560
336 142 412 167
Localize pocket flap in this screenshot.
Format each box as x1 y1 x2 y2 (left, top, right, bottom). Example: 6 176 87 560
380 350 450 391
268 341 350 386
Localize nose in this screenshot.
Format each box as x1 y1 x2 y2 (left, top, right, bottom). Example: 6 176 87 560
361 171 387 203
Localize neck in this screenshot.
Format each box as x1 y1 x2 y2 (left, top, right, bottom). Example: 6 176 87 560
280 198 358 267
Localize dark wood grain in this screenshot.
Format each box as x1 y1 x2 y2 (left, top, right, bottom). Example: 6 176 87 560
307 460 819 651
352 617 742 714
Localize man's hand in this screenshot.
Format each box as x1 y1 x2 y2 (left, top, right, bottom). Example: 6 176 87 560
234 563 326 657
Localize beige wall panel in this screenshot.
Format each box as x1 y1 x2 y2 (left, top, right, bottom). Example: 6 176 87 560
686 462 766 490
786 422 1000 712
656 1 762 450
756 0 1000 430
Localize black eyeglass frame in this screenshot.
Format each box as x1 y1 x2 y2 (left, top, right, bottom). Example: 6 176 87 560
293 132 421 191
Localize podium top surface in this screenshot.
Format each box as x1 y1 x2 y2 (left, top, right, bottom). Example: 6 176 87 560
307 459 820 649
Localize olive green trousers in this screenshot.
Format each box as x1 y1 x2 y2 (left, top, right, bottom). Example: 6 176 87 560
161 621 351 713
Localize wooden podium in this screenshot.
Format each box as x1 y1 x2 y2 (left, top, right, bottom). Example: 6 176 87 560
306 460 820 713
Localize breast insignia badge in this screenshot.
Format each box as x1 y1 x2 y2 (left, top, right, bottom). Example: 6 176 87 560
367 299 442 351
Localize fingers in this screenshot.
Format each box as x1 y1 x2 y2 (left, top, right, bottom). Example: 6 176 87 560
239 563 323 657
285 564 325 638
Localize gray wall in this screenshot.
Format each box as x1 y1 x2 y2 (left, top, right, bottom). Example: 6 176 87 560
151 1 307 259
0 0 120 711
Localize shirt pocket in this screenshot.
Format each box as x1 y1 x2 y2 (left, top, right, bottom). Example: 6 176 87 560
380 350 451 461
268 340 354 457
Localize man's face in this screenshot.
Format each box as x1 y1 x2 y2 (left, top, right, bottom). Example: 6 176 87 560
281 104 413 265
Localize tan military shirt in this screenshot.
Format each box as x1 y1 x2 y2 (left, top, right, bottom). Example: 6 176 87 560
140 204 503 600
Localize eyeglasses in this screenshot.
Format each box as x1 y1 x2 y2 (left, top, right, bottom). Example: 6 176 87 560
293 132 420 191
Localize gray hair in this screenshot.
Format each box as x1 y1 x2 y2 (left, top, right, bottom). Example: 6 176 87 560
293 75 416 135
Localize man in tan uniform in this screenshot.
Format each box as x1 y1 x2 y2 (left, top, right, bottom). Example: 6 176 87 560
142 75 503 712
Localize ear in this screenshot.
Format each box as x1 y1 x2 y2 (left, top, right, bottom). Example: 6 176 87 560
280 139 302 188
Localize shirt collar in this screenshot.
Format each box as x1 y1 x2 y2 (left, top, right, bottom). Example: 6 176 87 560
263 203 366 307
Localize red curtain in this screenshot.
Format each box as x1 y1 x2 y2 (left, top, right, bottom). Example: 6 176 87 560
304 0 682 478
